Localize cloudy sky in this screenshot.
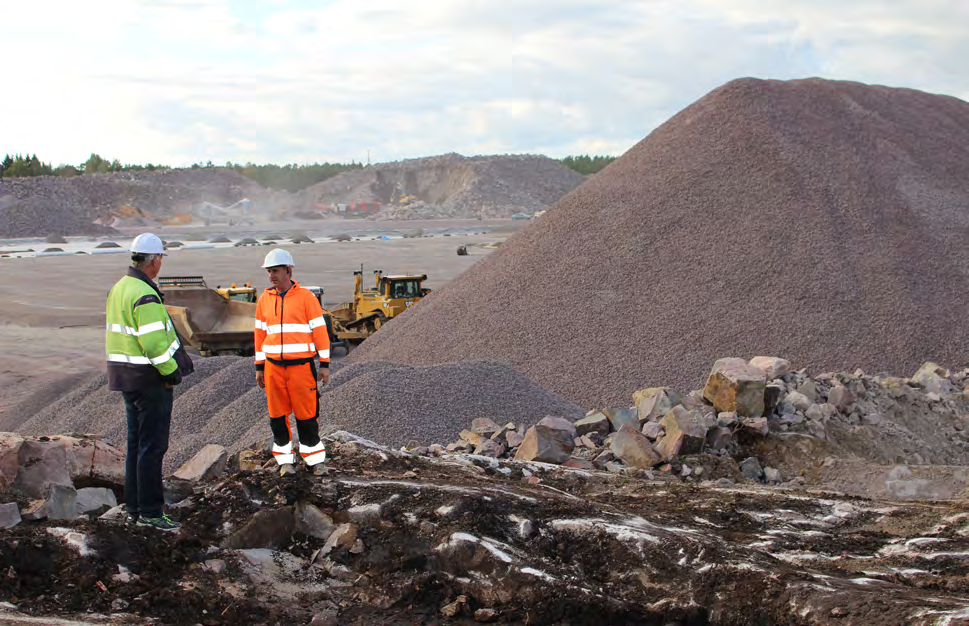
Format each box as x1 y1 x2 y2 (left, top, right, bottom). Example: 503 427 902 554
2 0 966 167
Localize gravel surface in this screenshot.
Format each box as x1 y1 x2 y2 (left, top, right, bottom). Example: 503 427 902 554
5 356 579 469
318 360 583 445
345 78 969 407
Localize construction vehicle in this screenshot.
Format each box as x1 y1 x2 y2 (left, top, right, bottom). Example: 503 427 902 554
329 268 431 337
159 276 257 356
160 276 354 356
193 199 254 226
215 283 257 303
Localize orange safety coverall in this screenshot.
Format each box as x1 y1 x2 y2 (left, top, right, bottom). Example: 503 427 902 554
254 281 330 466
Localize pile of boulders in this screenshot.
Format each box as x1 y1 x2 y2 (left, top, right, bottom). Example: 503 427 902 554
418 356 969 482
0 436 231 529
0 433 125 528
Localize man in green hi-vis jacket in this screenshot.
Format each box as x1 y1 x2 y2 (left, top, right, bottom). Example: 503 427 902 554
105 232 192 532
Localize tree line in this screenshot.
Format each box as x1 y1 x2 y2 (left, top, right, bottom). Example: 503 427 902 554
0 153 165 178
1 152 618 187
559 154 617 175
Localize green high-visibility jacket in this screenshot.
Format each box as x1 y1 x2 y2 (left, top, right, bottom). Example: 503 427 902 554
105 268 180 391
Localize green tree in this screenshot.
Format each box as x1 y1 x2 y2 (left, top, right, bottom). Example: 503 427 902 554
82 153 110 174
559 154 617 175
54 164 80 177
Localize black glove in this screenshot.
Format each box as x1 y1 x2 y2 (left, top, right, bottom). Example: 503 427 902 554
162 368 182 387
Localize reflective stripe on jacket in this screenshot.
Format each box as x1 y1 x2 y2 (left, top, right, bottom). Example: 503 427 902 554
254 280 330 369
105 267 181 391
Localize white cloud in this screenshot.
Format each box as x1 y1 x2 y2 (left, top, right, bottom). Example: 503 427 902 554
1 0 967 166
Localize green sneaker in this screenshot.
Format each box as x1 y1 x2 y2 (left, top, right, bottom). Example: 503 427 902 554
136 514 181 532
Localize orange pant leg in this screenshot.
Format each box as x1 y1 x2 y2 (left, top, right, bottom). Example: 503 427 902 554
265 362 293 419
287 362 319 420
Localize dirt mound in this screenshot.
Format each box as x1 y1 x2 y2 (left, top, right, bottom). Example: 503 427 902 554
0 169 265 237
345 78 969 407
301 153 585 219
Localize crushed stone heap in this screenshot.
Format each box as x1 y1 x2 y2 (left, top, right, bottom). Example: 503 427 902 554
3 357 581 471
300 153 586 219
0 168 264 237
345 77 969 407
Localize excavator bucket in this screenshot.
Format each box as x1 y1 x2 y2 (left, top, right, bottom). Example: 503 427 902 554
164 286 256 356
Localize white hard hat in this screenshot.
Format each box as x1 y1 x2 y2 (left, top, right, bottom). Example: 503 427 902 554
262 248 295 268
130 233 165 255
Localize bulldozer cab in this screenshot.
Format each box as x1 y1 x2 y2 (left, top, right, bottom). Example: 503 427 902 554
216 283 257 303
383 277 424 299
329 268 430 339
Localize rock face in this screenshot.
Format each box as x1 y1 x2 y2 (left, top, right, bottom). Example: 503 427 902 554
514 422 575 464
574 413 610 437
342 78 969 407
659 406 709 456
634 388 680 423
173 444 228 483
0 433 25 488
15 439 74 498
0 433 124 495
748 357 791 381
610 424 662 468
702 358 767 417
0 502 21 529
75 487 118 515
222 508 296 550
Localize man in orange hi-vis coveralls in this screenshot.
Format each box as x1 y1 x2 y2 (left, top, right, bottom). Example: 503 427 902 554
254 248 330 477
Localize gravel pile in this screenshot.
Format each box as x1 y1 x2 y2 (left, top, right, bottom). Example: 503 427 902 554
345 78 969 407
301 153 585 219
0 169 266 238
6 356 578 469
318 360 583 445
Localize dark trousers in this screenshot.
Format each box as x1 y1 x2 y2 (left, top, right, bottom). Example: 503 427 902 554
122 384 173 518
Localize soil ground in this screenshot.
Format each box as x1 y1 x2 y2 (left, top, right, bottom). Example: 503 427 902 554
2 438 969 625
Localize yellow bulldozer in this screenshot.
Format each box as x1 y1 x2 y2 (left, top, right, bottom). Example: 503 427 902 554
329 268 431 337
160 276 354 356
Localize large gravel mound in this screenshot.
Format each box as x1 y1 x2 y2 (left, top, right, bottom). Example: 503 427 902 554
345 77 969 407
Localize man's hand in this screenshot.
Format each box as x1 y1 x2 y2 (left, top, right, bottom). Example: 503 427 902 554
256 371 265 389
319 368 330 386
164 382 175 391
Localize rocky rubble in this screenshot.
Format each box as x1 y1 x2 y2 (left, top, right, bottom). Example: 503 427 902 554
412 357 969 499
2 429 969 625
